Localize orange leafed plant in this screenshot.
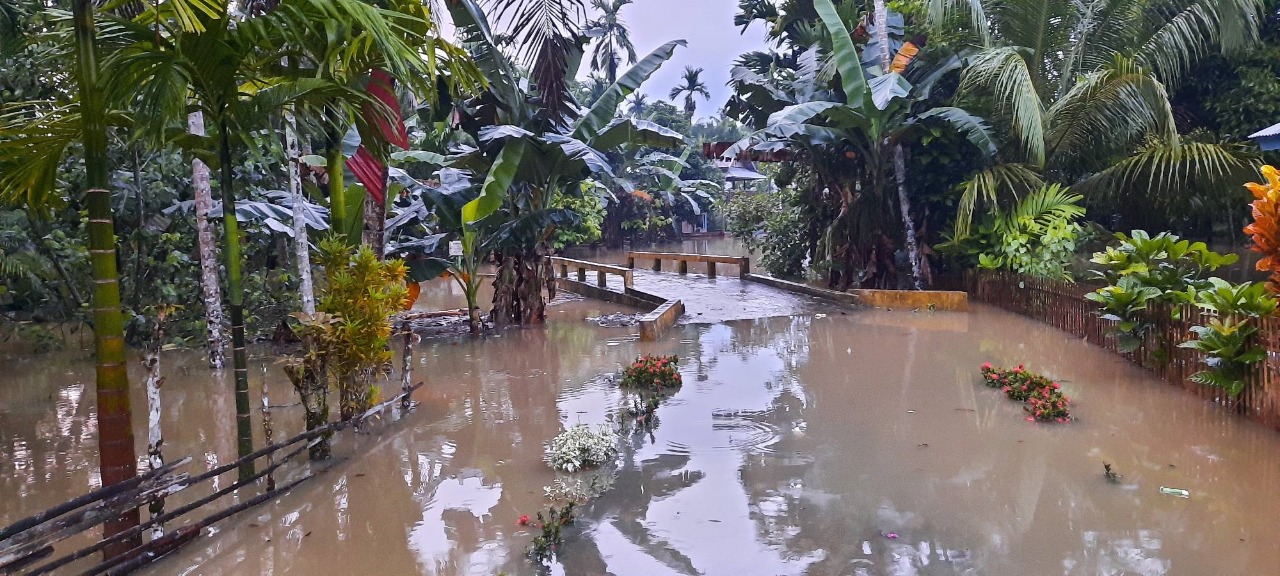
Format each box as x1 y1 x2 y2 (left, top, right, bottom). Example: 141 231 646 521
1244 165 1280 293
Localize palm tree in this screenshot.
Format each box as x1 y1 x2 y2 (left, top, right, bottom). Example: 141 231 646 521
670 66 711 117
113 0 473 478
0 0 142 552
627 91 649 116
586 0 637 84
926 0 1264 235
186 111 227 368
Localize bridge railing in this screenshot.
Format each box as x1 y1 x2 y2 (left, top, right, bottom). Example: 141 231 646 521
550 256 634 289
626 252 750 278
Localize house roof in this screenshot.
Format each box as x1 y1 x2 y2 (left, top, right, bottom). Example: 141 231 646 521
1250 122 1280 151
725 165 768 182
1250 122 1280 139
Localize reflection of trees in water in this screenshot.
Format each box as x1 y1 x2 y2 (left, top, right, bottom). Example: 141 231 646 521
562 452 704 574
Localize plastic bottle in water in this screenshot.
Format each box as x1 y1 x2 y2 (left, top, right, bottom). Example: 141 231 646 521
1159 486 1190 498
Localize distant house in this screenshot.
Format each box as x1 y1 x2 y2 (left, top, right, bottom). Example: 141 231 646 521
1250 122 1280 151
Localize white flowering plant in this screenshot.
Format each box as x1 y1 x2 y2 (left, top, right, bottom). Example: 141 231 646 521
544 424 618 473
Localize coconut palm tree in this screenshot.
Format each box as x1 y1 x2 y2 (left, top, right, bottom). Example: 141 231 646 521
669 66 711 117
586 0 637 84
926 0 1265 235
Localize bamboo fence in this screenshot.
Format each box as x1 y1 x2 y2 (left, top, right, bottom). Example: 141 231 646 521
961 271 1280 430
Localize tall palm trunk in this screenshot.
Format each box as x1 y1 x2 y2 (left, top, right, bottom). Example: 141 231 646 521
215 116 255 481
72 0 140 555
328 143 348 244
188 111 228 365
362 179 386 257
873 0 923 289
285 111 315 314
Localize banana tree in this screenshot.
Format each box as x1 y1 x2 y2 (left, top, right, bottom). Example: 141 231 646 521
728 0 993 289
446 0 684 324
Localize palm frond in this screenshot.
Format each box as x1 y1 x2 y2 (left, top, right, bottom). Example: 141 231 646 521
484 0 587 118
1046 56 1177 173
1057 0 1141 94
0 104 79 213
998 183 1084 232
1135 0 1263 88
959 47 1046 166
1073 140 1259 218
953 162 1045 237
925 0 991 46
914 106 997 157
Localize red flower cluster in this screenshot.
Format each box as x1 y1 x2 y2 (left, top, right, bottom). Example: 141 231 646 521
980 363 1072 423
621 354 682 391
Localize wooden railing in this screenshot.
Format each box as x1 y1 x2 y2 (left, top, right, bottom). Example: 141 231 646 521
626 252 751 278
550 257 634 289
963 271 1280 430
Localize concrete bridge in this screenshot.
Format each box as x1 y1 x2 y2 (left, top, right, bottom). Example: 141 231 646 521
552 252 968 340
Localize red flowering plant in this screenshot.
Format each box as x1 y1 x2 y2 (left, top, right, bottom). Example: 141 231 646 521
1025 385 1071 422
621 355 682 391
979 363 1072 423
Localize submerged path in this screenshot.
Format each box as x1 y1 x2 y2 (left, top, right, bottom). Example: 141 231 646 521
628 270 839 323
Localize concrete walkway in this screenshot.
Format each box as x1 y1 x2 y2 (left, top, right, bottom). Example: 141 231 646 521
597 270 843 324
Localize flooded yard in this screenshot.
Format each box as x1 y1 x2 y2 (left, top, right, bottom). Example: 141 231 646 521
6 286 1280 574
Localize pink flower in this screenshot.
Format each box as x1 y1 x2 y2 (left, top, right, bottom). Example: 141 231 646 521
518 515 530 526
1026 416 1036 422
981 362 993 370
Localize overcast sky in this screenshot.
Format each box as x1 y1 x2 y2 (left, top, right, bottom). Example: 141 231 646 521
604 0 769 120
438 1 769 120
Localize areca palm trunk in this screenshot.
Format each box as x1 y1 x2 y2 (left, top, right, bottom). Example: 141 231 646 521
285 110 315 314
72 0 140 555
328 143 348 244
188 111 228 365
215 116 255 481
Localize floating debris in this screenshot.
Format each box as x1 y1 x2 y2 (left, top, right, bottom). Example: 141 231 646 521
1104 463 1122 483
587 313 641 328
1159 486 1190 498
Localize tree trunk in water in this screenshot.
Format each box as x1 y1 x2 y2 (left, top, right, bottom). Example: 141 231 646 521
285 111 315 315
893 145 924 290
283 361 330 460
142 341 164 540
216 119 255 481
602 199 625 249
187 111 227 368
491 246 554 326
72 0 140 556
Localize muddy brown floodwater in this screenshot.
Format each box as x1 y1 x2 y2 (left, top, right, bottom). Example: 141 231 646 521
4 239 1280 575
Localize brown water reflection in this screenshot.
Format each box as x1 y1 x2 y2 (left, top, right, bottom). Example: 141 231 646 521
5 276 1280 574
